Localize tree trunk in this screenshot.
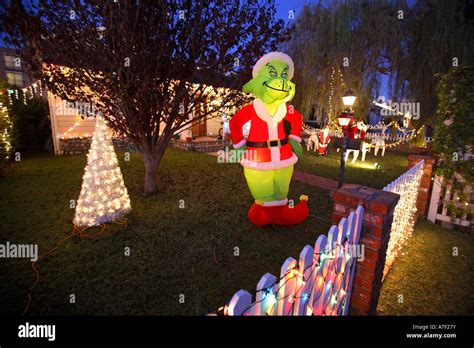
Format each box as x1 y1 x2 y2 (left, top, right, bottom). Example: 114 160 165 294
140 133 172 195
141 144 166 195
143 151 158 195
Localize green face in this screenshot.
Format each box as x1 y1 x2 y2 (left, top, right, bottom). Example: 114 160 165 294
243 59 295 105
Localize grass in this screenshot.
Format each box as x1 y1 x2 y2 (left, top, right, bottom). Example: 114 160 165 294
0 147 333 315
2 147 472 316
300 147 409 189
378 220 474 315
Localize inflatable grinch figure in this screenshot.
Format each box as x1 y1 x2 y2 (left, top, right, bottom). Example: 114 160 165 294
230 52 309 226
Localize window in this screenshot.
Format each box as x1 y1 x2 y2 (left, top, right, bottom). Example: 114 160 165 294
7 72 23 87
4 54 21 69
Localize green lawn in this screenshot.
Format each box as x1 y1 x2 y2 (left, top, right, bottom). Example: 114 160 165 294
0 148 332 315
2 147 472 316
299 147 409 189
378 220 474 315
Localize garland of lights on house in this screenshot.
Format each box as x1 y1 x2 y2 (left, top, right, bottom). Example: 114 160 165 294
1 80 46 157
60 120 83 139
73 116 131 228
7 80 88 140
7 80 126 140
7 80 44 105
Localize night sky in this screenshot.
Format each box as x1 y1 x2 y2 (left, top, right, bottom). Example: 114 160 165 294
274 0 390 98
0 0 391 97
275 0 309 23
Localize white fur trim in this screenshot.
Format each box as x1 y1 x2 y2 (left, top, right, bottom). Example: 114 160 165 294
253 99 287 125
252 52 294 79
252 99 286 164
289 135 301 143
260 198 288 207
233 139 247 148
241 154 298 170
269 123 280 162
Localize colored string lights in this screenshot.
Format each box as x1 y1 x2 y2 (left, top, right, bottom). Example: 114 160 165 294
220 234 359 316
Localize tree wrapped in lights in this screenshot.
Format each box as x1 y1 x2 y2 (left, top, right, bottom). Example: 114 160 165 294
0 81 13 160
73 116 131 228
0 101 12 160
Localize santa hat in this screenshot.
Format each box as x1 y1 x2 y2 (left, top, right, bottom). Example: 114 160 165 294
252 52 294 79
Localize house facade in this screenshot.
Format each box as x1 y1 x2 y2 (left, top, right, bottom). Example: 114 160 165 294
0 47 35 88
1 55 240 155
47 89 237 155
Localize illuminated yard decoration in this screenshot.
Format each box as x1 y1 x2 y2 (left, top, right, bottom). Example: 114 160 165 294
382 160 424 277
73 116 131 228
230 52 308 226
0 102 12 159
223 206 363 316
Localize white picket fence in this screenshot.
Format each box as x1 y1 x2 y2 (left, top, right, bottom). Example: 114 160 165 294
224 206 364 316
304 128 432 143
428 175 473 228
365 132 432 143
382 160 424 278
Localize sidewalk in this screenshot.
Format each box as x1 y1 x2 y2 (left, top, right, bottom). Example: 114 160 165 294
292 170 340 191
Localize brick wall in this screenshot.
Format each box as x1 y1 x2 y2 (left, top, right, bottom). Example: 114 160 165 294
59 137 131 154
332 185 400 315
407 154 436 217
171 139 224 153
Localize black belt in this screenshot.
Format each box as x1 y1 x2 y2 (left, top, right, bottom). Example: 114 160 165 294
247 138 289 148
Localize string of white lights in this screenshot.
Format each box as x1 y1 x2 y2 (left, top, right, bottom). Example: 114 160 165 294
7 80 44 105
73 117 131 228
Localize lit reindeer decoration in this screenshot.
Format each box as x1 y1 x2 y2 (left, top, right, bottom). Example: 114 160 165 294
371 121 387 157
403 111 412 129
305 132 319 152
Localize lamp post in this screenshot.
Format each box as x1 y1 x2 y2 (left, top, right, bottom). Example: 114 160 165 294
337 91 357 189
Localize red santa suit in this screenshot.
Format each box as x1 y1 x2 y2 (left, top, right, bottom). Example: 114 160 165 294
229 99 303 170
318 128 331 155
347 124 358 139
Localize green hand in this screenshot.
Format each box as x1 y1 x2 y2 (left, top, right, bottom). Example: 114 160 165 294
229 145 247 162
289 139 303 158
235 144 247 158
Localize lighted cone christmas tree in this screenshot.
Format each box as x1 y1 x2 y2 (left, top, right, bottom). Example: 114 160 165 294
73 116 131 228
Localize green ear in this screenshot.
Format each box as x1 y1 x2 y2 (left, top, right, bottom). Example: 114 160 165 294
242 78 259 94
242 75 268 98
286 81 296 102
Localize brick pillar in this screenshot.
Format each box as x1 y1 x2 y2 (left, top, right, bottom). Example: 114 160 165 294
332 185 400 315
407 154 436 217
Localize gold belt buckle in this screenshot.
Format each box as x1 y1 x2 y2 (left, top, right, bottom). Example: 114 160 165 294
266 139 281 148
